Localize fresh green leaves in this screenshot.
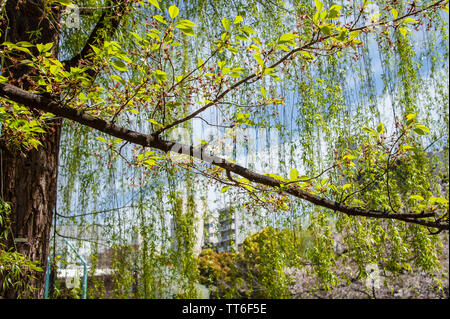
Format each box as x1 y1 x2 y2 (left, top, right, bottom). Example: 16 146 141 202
233 16 243 24
153 15 167 24
289 168 299 181
36 42 53 53
149 0 161 10
413 124 430 136
391 8 398 19
154 69 167 82
278 33 298 44
112 60 127 72
168 5 179 19
222 18 231 31
327 4 341 19
314 0 323 12
176 20 197 36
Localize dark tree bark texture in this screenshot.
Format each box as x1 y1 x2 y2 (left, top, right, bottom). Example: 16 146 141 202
0 0 61 298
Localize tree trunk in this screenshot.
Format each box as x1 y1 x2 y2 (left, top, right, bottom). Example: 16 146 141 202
0 0 61 298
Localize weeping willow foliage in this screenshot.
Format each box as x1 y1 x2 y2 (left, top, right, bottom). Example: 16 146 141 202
50 0 448 299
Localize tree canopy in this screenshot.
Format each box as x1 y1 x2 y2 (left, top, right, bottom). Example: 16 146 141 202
0 0 448 298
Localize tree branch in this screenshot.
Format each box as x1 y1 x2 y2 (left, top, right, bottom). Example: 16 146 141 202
62 0 129 74
1 82 448 231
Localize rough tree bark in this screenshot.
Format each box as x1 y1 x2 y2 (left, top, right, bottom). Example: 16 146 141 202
0 0 61 298
0 0 128 298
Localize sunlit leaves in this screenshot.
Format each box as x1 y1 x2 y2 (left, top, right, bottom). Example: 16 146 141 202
327 4 341 19
137 150 163 170
153 69 167 82
168 5 179 19
148 0 161 10
376 123 385 134
36 42 53 53
299 50 314 60
220 186 230 193
342 184 351 191
153 15 167 24
260 86 267 98
391 8 399 19
145 118 165 128
112 60 127 72
176 20 197 36
406 113 417 125
235 112 255 126
314 0 323 12
289 168 299 181
278 32 298 45
222 18 231 31
233 16 243 24
409 195 425 201
399 27 408 37
413 124 430 136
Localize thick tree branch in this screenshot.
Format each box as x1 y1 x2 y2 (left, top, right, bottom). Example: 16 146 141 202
62 0 129 73
1 82 448 231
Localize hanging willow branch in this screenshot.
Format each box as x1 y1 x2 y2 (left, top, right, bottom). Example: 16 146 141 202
0 82 448 231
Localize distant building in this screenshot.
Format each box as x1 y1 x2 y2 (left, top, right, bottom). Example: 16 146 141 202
202 206 260 253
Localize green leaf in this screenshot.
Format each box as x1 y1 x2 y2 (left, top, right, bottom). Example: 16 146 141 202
289 168 299 181
314 0 323 12
409 195 424 201
110 74 124 84
222 17 231 31
406 113 417 125
399 27 408 37
278 32 298 44
376 123 384 134
149 0 161 10
391 8 398 19
260 86 267 98
342 184 351 191
299 50 314 59
55 0 73 5
96 136 107 143
320 25 331 36
240 26 256 35
343 154 356 161
154 69 167 82
401 145 415 151
327 5 341 19
430 197 448 205
176 19 197 27
253 53 264 66
403 17 418 24
146 118 164 128
412 123 430 136
176 24 195 36
168 5 179 19
153 15 167 24
37 42 53 53
277 44 290 52
234 16 243 24
236 112 250 121
361 126 376 135
221 186 230 193
197 57 204 68
335 31 347 41
218 60 226 69
112 60 127 72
